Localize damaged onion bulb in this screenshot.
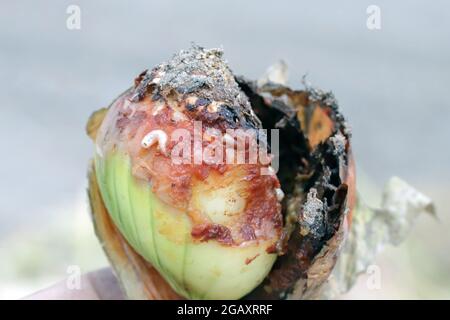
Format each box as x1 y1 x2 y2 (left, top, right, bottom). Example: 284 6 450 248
87 45 355 300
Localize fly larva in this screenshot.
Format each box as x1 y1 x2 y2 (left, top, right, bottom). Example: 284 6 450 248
141 129 168 155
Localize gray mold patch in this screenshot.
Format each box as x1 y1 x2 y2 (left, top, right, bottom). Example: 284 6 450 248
300 188 326 238
132 45 251 110
330 132 346 156
131 45 261 130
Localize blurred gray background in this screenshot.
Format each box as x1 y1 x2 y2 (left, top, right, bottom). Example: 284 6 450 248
0 0 449 299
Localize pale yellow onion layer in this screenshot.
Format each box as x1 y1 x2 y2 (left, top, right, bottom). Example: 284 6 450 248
94 151 277 299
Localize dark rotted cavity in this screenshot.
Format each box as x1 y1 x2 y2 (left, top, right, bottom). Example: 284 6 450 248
237 77 310 196
237 77 350 300
251 137 347 299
